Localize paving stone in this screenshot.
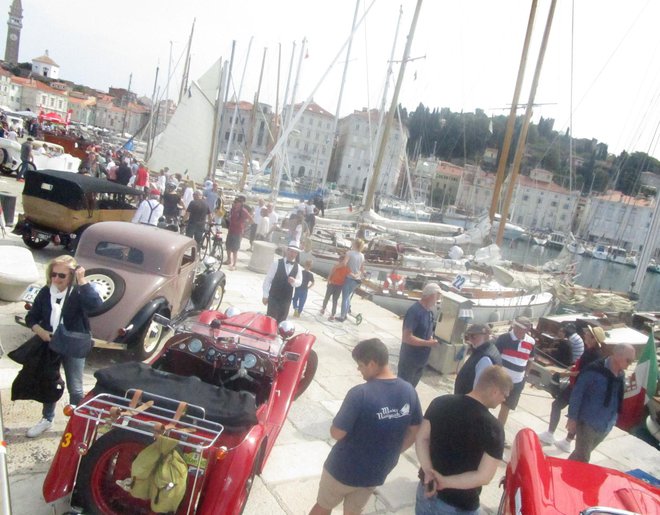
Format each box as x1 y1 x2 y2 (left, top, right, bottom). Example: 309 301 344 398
270 477 320 514
261 441 331 483
243 476 287 515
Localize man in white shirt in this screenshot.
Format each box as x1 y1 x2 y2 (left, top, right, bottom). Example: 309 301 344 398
266 203 279 241
131 189 164 226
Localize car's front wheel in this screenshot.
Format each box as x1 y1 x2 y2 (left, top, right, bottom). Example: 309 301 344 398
22 232 49 249
206 282 225 311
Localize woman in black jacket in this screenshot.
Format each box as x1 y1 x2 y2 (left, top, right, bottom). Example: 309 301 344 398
23 255 102 437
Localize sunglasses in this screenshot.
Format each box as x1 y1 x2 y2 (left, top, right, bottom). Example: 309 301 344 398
50 272 69 279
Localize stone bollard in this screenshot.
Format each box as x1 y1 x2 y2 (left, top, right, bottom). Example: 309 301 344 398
248 241 277 273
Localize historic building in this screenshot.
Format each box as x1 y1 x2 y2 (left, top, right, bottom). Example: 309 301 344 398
330 108 406 196
4 0 22 64
31 51 60 79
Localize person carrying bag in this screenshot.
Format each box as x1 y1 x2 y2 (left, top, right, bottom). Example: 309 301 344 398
19 255 103 438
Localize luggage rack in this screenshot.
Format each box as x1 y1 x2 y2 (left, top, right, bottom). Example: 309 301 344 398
74 390 224 452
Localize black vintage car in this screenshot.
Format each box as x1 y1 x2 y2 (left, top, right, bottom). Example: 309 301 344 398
14 169 142 250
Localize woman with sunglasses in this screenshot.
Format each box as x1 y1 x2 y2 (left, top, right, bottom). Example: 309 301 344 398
23 255 102 437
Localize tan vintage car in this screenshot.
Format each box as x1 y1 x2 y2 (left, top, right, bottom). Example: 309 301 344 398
14 168 141 250
73 221 226 358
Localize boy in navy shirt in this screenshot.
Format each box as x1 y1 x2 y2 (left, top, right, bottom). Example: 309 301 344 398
310 338 422 515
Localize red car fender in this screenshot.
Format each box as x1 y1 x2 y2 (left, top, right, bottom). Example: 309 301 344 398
261 334 316 462
197 424 266 515
42 413 90 503
502 429 555 515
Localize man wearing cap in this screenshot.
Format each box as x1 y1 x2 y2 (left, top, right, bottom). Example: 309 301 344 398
184 190 212 245
262 242 303 324
397 283 441 388
567 342 635 463
538 324 605 452
454 324 502 395
131 189 164 226
495 316 535 428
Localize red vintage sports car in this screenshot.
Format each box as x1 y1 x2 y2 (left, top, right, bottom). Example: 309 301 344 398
499 428 660 514
42 309 318 514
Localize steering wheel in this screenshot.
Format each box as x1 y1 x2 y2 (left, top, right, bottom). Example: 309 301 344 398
225 363 256 383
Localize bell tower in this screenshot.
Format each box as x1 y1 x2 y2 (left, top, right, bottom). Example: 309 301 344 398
4 0 22 64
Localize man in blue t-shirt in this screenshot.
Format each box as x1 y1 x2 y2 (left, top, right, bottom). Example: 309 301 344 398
397 283 442 387
310 338 422 515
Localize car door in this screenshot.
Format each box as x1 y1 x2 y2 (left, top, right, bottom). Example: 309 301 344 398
171 243 197 315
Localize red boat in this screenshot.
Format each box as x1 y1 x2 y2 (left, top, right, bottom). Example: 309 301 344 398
42 309 317 514
499 429 660 514
42 131 95 160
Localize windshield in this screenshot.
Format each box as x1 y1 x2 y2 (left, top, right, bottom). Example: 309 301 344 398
179 320 282 356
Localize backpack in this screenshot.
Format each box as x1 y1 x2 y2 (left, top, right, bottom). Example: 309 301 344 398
128 434 188 513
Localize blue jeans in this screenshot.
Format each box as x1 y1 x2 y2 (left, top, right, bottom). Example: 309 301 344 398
292 288 309 313
340 277 360 319
16 160 31 180
43 355 85 421
415 483 480 515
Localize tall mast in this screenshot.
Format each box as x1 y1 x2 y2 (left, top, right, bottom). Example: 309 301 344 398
488 0 538 222
362 0 423 213
321 0 361 194
240 47 268 191
226 37 253 162
120 73 132 136
145 66 159 161
208 60 227 179
178 19 196 104
496 0 556 245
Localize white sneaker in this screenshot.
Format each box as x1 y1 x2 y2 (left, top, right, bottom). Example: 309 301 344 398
538 431 555 445
26 418 52 438
555 438 573 453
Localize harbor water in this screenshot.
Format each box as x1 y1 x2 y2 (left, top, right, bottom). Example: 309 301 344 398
499 240 660 311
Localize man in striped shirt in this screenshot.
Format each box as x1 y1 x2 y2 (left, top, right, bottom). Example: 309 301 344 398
496 316 535 428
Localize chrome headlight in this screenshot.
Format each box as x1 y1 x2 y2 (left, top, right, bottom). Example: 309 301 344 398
278 320 295 339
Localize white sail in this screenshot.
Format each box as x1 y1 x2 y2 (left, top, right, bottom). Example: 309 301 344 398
147 59 222 184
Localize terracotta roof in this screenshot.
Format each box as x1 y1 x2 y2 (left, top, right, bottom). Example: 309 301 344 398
517 175 575 194
593 190 655 207
436 164 463 177
0 68 13 78
11 76 66 96
292 101 334 118
225 100 253 111
33 54 59 66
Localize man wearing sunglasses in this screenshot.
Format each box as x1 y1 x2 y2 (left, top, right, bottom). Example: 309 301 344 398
454 324 502 395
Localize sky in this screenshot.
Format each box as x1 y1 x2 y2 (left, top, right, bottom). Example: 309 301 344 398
7 0 660 160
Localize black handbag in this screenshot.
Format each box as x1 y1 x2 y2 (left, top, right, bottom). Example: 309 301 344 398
48 284 94 359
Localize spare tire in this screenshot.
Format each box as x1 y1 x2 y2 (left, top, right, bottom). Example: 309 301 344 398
85 268 126 316
0 148 12 175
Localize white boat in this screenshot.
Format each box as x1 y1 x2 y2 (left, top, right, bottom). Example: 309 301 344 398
566 240 585 255
647 259 660 274
591 243 609 260
532 235 547 246
545 231 566 250
608 247 637 267
491 214 526 241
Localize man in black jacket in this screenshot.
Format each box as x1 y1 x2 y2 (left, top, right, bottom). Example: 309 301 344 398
262 241 303 323
454 324 502 395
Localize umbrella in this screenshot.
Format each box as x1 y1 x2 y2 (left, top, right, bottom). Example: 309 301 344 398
39 112 66 124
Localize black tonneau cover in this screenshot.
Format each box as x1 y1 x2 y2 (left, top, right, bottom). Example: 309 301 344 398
93 362 258 430
23 169 143 197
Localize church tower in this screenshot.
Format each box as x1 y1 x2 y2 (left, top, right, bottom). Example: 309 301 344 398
4 0 22 64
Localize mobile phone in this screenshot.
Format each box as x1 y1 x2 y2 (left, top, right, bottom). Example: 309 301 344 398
426 480 435 493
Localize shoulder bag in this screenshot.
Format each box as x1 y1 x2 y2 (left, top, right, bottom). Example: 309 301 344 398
49 281 94 359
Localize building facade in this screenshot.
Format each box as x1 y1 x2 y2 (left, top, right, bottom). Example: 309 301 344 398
330 108 406 196
220 100 273 165
281 101 334 187
580 192 657 252
12 76 68 117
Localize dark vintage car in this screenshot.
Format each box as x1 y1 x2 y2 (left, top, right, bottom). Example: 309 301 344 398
499 429 660 514
13 168 141 250
42 309 318 515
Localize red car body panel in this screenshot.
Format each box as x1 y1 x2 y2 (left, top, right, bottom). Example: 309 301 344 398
500 429 660 514
42 311 316 514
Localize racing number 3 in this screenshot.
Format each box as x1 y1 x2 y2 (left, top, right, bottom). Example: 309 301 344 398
61 432 72 448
